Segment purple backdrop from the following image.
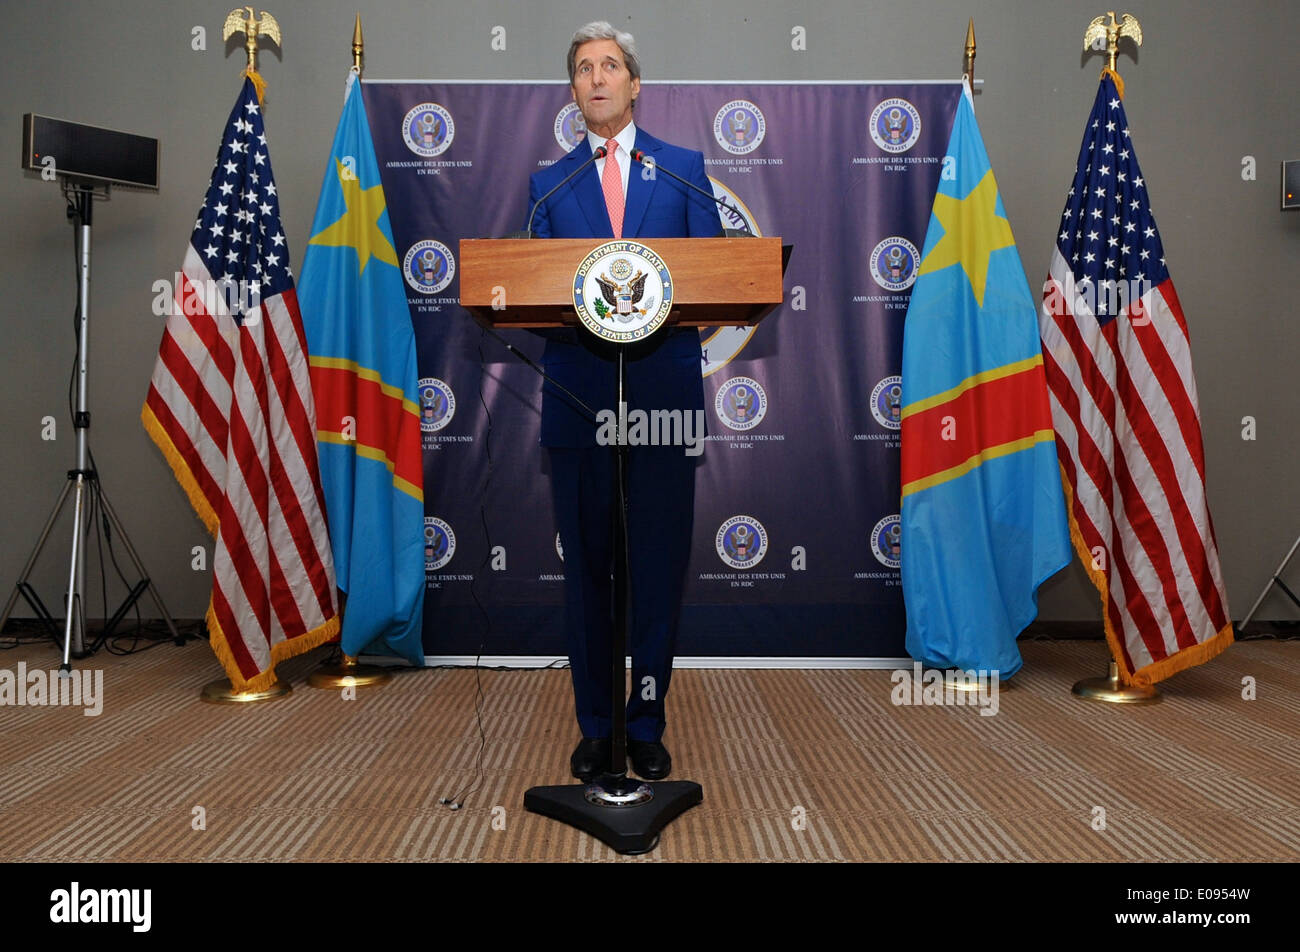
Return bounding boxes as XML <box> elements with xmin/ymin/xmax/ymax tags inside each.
<box><xmin>361</xmin><ymin>80</ymin><xmax>959</xmax><ymax>658</ymax></box>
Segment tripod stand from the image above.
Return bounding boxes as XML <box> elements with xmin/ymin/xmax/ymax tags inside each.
<box><xmin>0</xmin><ymin>183</ymin><xmax>181</xmax><ymax>669</ymax></box>
<box><xmin>1238</xmin><ymin>534</ymin><xmax>1300</xmax><ymax>634</ymax></box>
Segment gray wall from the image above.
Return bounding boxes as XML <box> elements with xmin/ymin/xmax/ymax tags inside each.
<box><xmin>2</xmin><ymin>0</ymin><xmax>1296</xmax><ymax>626</ymax></box>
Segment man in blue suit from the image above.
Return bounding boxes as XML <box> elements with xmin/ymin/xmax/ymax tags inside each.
<box><xmin>526</xmin><ymin>21</ymin><xmax>720</xmax><ymax>782</ymax></box>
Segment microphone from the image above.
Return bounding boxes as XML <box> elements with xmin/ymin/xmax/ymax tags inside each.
<box><xmin>520</xmin><ymin>145</ymin><xmax>607</xmax><ymax>238</ymax></box>
<box><xmin>628</xmin><ymin>148</ymin><xmax>754</xmax><ymax>236</ymax></box>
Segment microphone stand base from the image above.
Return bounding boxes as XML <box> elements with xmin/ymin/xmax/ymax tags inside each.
<box><xmin>524</xmin><ymin>779</ymin><xmax>703</xmax><ymax>855</ymax></box>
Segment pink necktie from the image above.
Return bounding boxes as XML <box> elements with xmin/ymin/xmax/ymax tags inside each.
<box><xmin>601</xmin><ymin>138</ymin><xmax>624</xmax><ymax>238</ymax></box>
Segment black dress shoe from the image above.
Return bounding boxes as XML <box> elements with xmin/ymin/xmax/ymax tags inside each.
<box><xmin>627</xmin><ymin>740</ymin><xmax>672</xmax><ymax>780</ymax></box>
<box><xmin>570</xmin><ymin>737</ymin><xmax>612</xmax><ymax>781</ymax></box>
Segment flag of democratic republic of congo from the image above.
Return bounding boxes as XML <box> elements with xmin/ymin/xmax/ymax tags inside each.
<box><xmin>899</xmin><ymin>81</ymin><xmax>1070</xmax><ymax>679</ymax></box>
<box><xmin>298</xmin><ymin>73</ymin><xmax>425</xmax><ymax>667</ymax></box>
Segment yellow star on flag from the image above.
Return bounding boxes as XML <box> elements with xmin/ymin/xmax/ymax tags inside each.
<box><xmin>307</xmin><ymin>159</ymin><xmax>399</xmax><ymax>274</ymax></box>
<box><xmin>918</xmin><ymin>169</ymin><xmax>1015</xmax><ymax>308</ymax></box>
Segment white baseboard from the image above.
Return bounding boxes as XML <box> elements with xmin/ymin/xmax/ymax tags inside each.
<box><xmin>403</xmin><ymin>655</ymin><xmax>912</xmax><ymax>670</ymax></box>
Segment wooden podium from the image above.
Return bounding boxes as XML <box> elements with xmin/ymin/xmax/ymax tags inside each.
<box><xmin>461</xmin><ymin>234</ymin><xmax>786</xmax><ymax>854</ymax></box>
<box><xmin>459</xmin><ymin>237</ymin><xmax>785</xmax><ymax>329</ymax></box>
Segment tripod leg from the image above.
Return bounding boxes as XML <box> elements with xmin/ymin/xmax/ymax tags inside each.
<box><xmin>97</xmin><ymin>488</ymin><xmax>184</xmax><ymax>643</ymax></box>
<box><xmin>0</xmin><ymin>480</ymin><xmax>74</xmax><ymax>632</ymax></box>
<box><xmin>1239</xmin><ymin>534</ymin><xmax>1300</xmax><ymax>632</ymax></box>
<box><xmin>60</xmin><ymin>475</ymin><xmax>88</xmax><ymax>672</ymax></box>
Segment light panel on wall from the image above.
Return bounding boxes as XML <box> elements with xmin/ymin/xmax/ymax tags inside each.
<box><xmin>1284</xmin><ymin>160</ymin><xmax>1299</xmax><ymax>210</ymax></box>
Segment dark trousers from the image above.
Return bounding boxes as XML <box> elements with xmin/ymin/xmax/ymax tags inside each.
<box><xmin>548</xmin><ymin>444</ymin><xmax>696</xmax><ymax>742</ymax></box>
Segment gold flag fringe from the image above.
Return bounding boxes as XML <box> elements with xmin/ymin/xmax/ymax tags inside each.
<box><xmin>143</xmin><ymin>404</ymin><xmax>340</xmax><ymax>693</ymax></box>
<box><xmin>207</xmin><ymin>603</ymin><xmax>339</xmax><ymax>695</ymax></box>
<box><xmin>1058</xmin><ymin>463</ymin><xmax>1233</xmax><ymax>687</ymax></box>
<box><xmin>242</xmin><ymin>67</ymin><xmax>267</xmax><ymax>104</ymax></box>
<box><xmin>141</xmin><ymin>404</ymin><xmax>219</xmax><ymax>535</ymax></box>
<box><xmin>1101</xmin><ymin>67</ymin><xmax>1125</xmax><ymax>99</ymax></box>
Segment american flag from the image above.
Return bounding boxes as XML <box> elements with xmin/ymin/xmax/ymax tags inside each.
<box><xmin>1038</xmin><ymin>76</ymin><xmax>1232</xmax><ymax>686</ymax></box>
<box><xmin>142</xmin><ymin>79</ymin><xmax>339</xmax><ymax>692</ymax></box>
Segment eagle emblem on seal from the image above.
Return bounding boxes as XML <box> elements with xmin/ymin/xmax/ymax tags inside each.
<box><xmin>595</xmin><ymin>263</ymin><xmax>650</xmax><ymax>321</ymax></box>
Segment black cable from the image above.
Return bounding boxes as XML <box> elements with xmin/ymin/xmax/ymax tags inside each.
<box><xmin>92</xmin><ymin>478</ymin><xmax>107</xmax><ymax>640</ymax></box>
<box><xmin>442</xmin><ymin>334</ymin><xmax>498</xmax><ymax>810</ymax></box>
<box><xmin>108</xmin><ymin>619</ymin><xmax>204</xmax><ymax>653</ymax></box>
<box><xmin>88</xmin><ymin>448</ymin><xmax>133</xmax><ymax>593</ymax></box>
<box><xmin>437</xmin><ymin>332</ymin><xmax>588</xmax><ymax>806</ymax></box>
<box><xmin>421</xmin><ymin>660</ymin><xmax>567</xmax><ymax>671</ymax></box>
<box><xmin>0</xmin><ymin>621</ymin><xmax>63</xmax><ymax>649</ymax></box>
<box><xmin>86</xmin><ymin>445</ymin><xmax>149</xmax><ymax>655</ymax></box>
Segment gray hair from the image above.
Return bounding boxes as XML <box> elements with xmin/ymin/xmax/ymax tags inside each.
<box><xmin>566</xmin><ymin>20</ymin><xmax>641</xmax><ymax>85</ymax></box>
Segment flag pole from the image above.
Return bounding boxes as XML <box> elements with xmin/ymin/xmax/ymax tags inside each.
<box><xmin>201</xmin><ymin>10</ymin><xmax>295</xmax><ymax>704</ymax></box>
<box><xmin>963</xmin><ymin>17</ymin><xmax>975</xmax><ymax>100</ymax></box>
<box><xmin>935</xmin><ymin>16</ymin><xmax>1017</xmax><ymax>698</ymax></box>
<box><xmin>352</xmin><ymin>12</ymin><xmax>364</xmax><ymax>75</ymax></box>
<box><xmin>305</xmin><ymin>13</ymin><xmax>395</xmax><ymax>692</ymax></box>
<box><xmin>1069</xmin><ymin>11</ymin><xmax>1158</xmax><ymax>704</ymax></box>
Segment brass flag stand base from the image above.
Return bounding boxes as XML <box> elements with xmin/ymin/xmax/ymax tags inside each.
<box><xmin>307</xmin><ymin>655</ymin><xmax>392</xmax><ymax>689</ymax></box>
<box><xmin>200</xmin><ymin>676</ymin><xmax>292</xmax><ymax>704</ymax></box>
<box><xmin>921</xmin><ymin>667</ymin><xmax>1014</xmax><ymax>693</ymax></box>
<box><xmin>1072</xmin><ymin>661</ymin><xmax>1159</xmax><ymax>704</ymax></box>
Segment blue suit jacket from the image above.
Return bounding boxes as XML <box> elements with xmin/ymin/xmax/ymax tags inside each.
<box><xmin>526</xmin><ymin>127</ymin><xmax>720</xmax><ymax>447</ymax></box>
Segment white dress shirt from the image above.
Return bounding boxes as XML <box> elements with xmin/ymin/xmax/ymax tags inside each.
<box><xmin>587</xmin><ymin>120</ymin><xmax>637</xmax><ymax>198</ymax></box>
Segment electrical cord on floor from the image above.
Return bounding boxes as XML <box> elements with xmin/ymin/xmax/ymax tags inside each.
<box><xmin>439</xmin><ymin>333</ymin><xmax>500</xmax><ymax>811</ymax></box>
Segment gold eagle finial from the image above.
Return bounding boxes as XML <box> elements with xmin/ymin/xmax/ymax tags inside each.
<box><xmin>1083</xmin><ymin>11</ymin><xmax>1143</xmax><ymax>91</ymax></box>
<box><xmin>352</xmin><ymin>13</ymin><xmax>364</xmax><ymax>76</ymax></box>
<box><xmin>223</xmin><ymin>7</ymin><xmax>282</xmax><ymax>101</ymax></box>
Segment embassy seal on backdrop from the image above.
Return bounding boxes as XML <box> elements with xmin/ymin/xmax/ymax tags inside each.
<box><xmin>709</xmin><ymin>375</ymin><xmax>785</xmax><ymax>452</ymax></box>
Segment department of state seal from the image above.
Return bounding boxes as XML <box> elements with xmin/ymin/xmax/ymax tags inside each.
<box><xmin>573</xmin><ymin>241</ymin><xmax>673</xmax><ymax>344</ymax></box>
<box><xmin>700</xmin><ymin>179</ymin><xmax>763</xmax><ymax>377</ymax></box>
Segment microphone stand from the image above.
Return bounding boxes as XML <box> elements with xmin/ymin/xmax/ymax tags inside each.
<box><xmin>478</xmin><ymin>307</ymin><xmax>706</xmax><ymax>851</ymax></box>
<box><xmin>522</xmin><ymin>338</ymin><xmax>703</xmax><ymax>854</ymax></box>
<box><xmin>497</xmin><ymin>151</ymin><xmax>720</xmax><ymax>850</ymax></box>
<box><xmin>629</xmin><ymin>149</ymin><xmax>755</xmax><ymax>237</ymax></box>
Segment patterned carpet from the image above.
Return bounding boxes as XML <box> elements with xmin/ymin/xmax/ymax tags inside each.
<box><xmin>1</xmin><ymin>636</ymin><xmax>1297</xmax><ymax>862</ymax></box>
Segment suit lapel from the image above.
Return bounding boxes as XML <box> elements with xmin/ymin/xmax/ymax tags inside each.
<box><xmin>569</xmin><ymin>141</ymin><xmax>613</xmax><ymax>237</ymax></box>
<box><xmin>622</xmin><ymin>128</ymin><xmax>660</xmax><ymax>239</ymax></box>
